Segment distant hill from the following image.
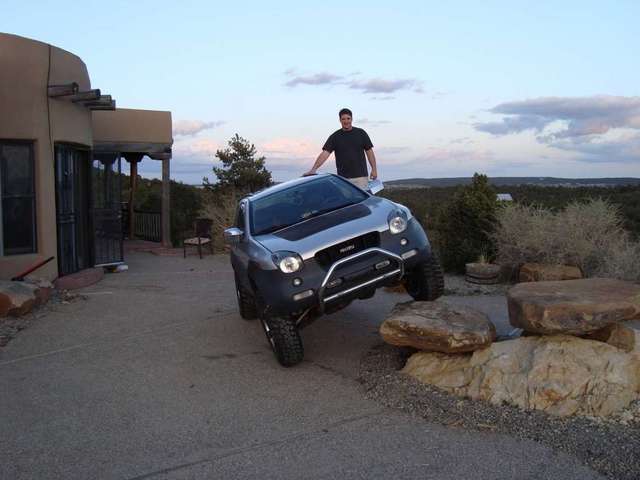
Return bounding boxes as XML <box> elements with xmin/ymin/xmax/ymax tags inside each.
<box><xmin>385</xmin><ymin>177</ymin><xmax>640</xmax><ymax>189</ymax></box>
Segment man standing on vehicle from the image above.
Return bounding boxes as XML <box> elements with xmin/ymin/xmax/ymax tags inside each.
<box><xmin>304</xmin><ymin>108</ymin><xmax>378</xmax><ymax>189</ymax></box>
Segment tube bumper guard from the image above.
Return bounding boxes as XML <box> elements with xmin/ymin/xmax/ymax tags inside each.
<box><xmin>318</xmin><ymin>247</ymin><xmax>404</xmax><ymax>312</ymax></box>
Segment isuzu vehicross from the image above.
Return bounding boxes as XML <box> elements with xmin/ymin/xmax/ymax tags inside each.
<box><xmin>225</xmin><ymin>174</ymin><xmax>444</xmax><ymax>366</ymax></box>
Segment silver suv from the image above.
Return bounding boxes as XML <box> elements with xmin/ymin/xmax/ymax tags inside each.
<box><xmin>225</xmin><ymin>174</ymin><xmax>443</xmax><ymax>366</ymax></box>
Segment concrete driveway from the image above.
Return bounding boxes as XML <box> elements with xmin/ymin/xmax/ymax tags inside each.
<box><xmin>0</xmin><ymin>252</ymin><xmax>602</xmax><ymax>479</ymax></box>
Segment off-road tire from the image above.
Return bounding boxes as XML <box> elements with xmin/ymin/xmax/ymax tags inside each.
<box><xmin>235</xmin><ymin>273</ymin><xmax>257</xmax><ymax>320</ymax></box>
<box><xmin>404</xmin><ymin>255</ymin><xmax>445</xmax><ymax>301</ymax></box>
<box><xmin>260</xmin><ymin>315</ymin><xmax>304</xmax><ymax>367</ymax></box>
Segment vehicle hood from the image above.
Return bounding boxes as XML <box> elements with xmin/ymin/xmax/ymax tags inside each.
<box><xmin>253</xmin><ymin>196</ymin><xmax>407</xmax><ymax>260</ymax></box>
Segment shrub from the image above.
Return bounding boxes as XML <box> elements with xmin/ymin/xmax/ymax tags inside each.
<box><xmin>201</xmin><ymin>188</ymin><xmax>240</xmax><ymax>252</ymax></box>
<box><xmin>493</xmin><ymin>198</ymin><xmax>640</xmax><ymax>281</ymax></box>
<box><xmin>435</xmin><ymin>173</ymin><xmax>498</xmax><ymax>273</ymax></box>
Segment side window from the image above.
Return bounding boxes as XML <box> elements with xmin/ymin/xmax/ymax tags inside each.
<box><xmin>0</xmin><ymin>141</ymin><xmax>36</xmax><ymax>256</ymax></box>
<box><xmin>235</xmin><ymin>203</ymin><xmax>246</xmax><ymax>231</ymax></box>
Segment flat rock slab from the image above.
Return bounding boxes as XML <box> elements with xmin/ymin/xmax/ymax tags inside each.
<box><xmin>508</xmin><ymin>278</ymin><xmax>640</xmax><ymax>335</ymax></box>
<box><xmin>403</xmin><ymin>335</ymin><xmax>640</xmax><ymax>417</ymax></box>
<box><xmin>380</xmin><ymin>301</ymin><xmax>496</xmax><ymax>353</ymax></box>
<box><xmin>0</xmin><ymin>281</ymin><xmax>37</xmax><ymax>317</ymax></box>
<box><xmin>519</xmin><ymin>263</ymin><xmax>582</xmax><ymax>282</ymax></box>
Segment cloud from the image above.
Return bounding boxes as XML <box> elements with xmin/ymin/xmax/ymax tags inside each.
<box><xmin>474</xmin><ymin>115</ymin><xmax>550</xmax><ymax>135</ymax></box>
<box><xmin>283</xmin><ymin>69</ymin><xmax>424</xmax><ymax>96</ymax></box>
<box><xmin>259</xmin><ymin>137</ymin><xmax>317</xmax><ymax>159</ymax></box>
<box><xmin>347</xmin><ymin>77</ymin><xmax>423</xmax><ymax>94</ymax></box>
<box><xmin>172</xmin><ymin>137</ymin><xmax>220</xmax><ymax>161</ymax></box>
<box><xmin>173</xmin><ymin>120</ymin><xmax>225</xmax><ymax>136</ymax></box>
<box><xmin>370</xmin><ymin>95</ymin><xmax>395</xmax><ymax>101</ymax></box>
<box><xmin>358</xmin><ymin>118</ymin><xmax>392</xmax><ymax>127</ymax></box>
<box><xmin>475</xmin><ymin>96</ymin><xmax>640</xmax><ymax>138</ymax></box>
<box><xmin>474</xmin><ymin>95</ymin><xmax>640</xmax><ymax>163</ymax></box>
<box><xmin>285</xmin><ymin>72</ymin><xmax>343</xmax><ymax>87</ymax></box>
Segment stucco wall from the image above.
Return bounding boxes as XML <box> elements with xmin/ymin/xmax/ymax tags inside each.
<box><xmin>0</xmin><ymin>33</ymin><xmax>93</xmax><ymax>280</ymax></box>
<box><xmin>92</xmin><ymin>109</ymin><xmax>172</xmax><ymax>146</ymax></box>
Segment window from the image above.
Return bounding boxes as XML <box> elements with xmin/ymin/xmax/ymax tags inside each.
<box><xmin>250</xmin><ymin>176</ymin><xmax>368</xmax><ymax>235</ymax></box>
<box><xmin>0</xmin><ymin>141</ymin><xmax>36</xmax><ymax>255</ymax></box>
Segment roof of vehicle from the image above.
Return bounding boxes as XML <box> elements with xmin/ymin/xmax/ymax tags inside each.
<box><xmin>245</xmin><ymin>173</ymin><xmax>337</xmax><ymax>202</ymax></box>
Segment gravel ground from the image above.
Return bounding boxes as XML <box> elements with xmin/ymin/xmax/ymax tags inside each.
<box><xmin>0</xmin><ymin>290</ymin><xmax>86</xmax><ymax>347</ymax></box>
<box><xmin>358</xmin><ymin>342</ymin><xmax>640</xmax><ymax>480</ymax></box>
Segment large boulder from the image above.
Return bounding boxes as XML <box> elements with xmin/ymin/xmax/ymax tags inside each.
<box><xmin>584</xmin><ymin>321</ymin><xmax>640</xmax><ymax>354</ymax></box>
<box><xmin>519</xmin><ymin>263</ymin><xmax>582</xmax><ymax>282</ymax></box>
<box><xmin>380</xmin><ymin>301</ymin><xmax>496</xmax><ymax>353</ymax></box>
<box><xmin>508</xmin><ymin>278</ymin><xmax>640</xmax><ymax>335</ymax></box>
<box><xmin>403</xmin><ymin>335</ymin><xmax>640</xmax><ymax>417</ymax></box>
<box><xmin>0</xmin><ymin>281</ymin><xmax>37</xmax><ymax>317</ymax></box>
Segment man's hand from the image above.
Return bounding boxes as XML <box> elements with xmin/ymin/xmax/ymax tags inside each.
<box><xmin>369</xmin><ymin>169</ymin><xmax>378</xmax><ymax>180</ymax></box>
<box><xmin>302</xmin><ymin>170</ymin><xmax>317</xmax><ymax>177</ymax></box>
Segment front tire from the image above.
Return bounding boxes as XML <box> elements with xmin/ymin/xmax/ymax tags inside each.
<box><xmin>235</xmin><ymin>273</ymin><xmax>257</xmax><ymax>320</ymax></box>
<box><xmin>260</xmin><ymin>315</ymin><xmax>304</xmax><ymax>367</ymax></box>
<box><xmin>404</xmin><ymin>255</ymin><xmax>445</xmax><ymax>301</ymax></box>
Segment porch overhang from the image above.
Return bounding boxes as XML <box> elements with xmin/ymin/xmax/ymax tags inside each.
<box><xmin>91</xmin><ymin>108</ymin><xmax>173</xmax><ymax>158</ymax></box>
<box><xmin>91</xmin><ymin>108</ymin><xmax>173</xmax><ymax>248</ymax></box>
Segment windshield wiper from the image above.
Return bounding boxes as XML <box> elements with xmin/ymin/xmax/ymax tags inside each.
<box><xmin>307</xmin><ymin>202</ymin><xmax>355</xmax><ymax>219</ymax></box>
<box><xmin>255</xmin><ymin>222</ymin><xmax>294</xmax><ymax>235</ymax></box>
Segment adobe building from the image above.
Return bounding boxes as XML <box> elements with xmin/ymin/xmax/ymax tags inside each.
<box><xmin>0</xmin><ymin>32</ymin><xmax>173</xmax><ymax>281</ymax></box>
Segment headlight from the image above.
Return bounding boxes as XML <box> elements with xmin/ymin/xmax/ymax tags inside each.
<box><xmin>272</xmin><ymin>251</ymin><xmax>303</xmax><ymax>273</ymax></box>
<box><xmin>389</xmin><ymin>215</ymin><xmax>407</xmax><ymax>234</ymax></box>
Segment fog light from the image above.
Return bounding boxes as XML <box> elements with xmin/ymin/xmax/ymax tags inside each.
<box><xmin>400</xmin><ymin>238</ymin><xmax>408</xmax><ymax>246</ymax></box>
<box><xmin>293</xmin><ymin>277</ymin><xmax>303</xmax><ymax>286</ymax></box>
<box><xmin>375</xmin><ymin>260</ymin><xmax>391</xmax><ymax>270</ymax></box>
<box><xmin>326</xmin><ymin>278</ymin><xmax>343</xmax><ymax>289</ymax></box>
<box><xmin>401</xmin><ymin>249</ymin><xmax>417</xmax><ymax>259</ymax></box>
<box><xmin>293</xmin><ymin>289</ymin><xmax>314</xmax><ymax>301</ymax></box>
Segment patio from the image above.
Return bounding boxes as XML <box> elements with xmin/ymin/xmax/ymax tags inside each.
<box><xmin>0</xmin><ymin>251</ymin><xmax>599</xmax><ymax>479</ymax></box>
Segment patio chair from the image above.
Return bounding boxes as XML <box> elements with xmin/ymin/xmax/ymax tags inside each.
<box><xmin>183</xmin><ymin>218</ymin><xmax>214</xmax><ymax>259</ymax></box>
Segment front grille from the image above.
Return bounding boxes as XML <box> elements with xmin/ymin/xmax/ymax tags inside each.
<box><xmin>315</xmin><ymin>231</ymin><xmax>380</xmax><ymax>268</ymax></box>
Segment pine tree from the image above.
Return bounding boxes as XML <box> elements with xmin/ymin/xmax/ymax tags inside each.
<box><xmin>203</xmin><ymin>134</ymin><xmax>272</xmax><ymax>193</ymax></box>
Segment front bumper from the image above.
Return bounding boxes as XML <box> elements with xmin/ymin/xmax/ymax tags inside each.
<box><xmin>252</xmin><ymin>218</ymin><xmax>431</xmax><ymax>317</ymax></box>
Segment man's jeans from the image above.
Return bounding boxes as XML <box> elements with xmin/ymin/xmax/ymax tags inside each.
<box><xmin>345</xmin><ymin>176</ymin><xmax>369</xmax><ymax>189</ymax></box>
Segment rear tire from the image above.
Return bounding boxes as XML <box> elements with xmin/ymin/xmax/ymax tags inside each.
<box><xmin>260</xmin><ymin>315</ymin><xmax>304</xmax><ymax>367</ymax></box>
<box><xmin>404</xmin><ymin>255</ymin><xmax>445</xmax><ymax>301</ymax></box>
<box><xmin>235</xmin><ymin>273</ymin><xmax>257</xmax><ymax>320</ymax></box>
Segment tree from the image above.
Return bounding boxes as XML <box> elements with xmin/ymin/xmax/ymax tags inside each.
<box><xmin>435</xmin><ymin>173</ymin><xmax>498</xmax><ymax>273</ymax></box>
<box><xmin>204</xmin><ymin>134</ymin><xmax>272</xmax><ymax>193</ymax></box>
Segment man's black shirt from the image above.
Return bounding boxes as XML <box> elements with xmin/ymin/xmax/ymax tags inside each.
<box><xmin>322</xmin><ymin>127</ymin><xmax>373</xmax><ymax>178</ymax></box>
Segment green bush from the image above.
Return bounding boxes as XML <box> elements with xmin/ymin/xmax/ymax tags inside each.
<box><xmin>435</xmin><ymin>173</ymin><xmax>498</xmax><ymax>273</ymax></box>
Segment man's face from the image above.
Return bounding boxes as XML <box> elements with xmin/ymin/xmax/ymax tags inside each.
<box><xmin>340</xmin><ymin>114</ymin><xmax>353</xmax><ymax>130</ymax></box>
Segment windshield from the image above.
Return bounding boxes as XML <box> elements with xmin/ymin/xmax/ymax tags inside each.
<box><xmin>250</xmin><ymin>176</ymin><xmax>368</xmax><ymax>235</ymax></box>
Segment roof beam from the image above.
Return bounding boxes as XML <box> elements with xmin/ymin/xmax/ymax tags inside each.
<box><xmin>47</xmin><ymin>82</ymin><xmax>79</xmax><ymax>97</ymax></box>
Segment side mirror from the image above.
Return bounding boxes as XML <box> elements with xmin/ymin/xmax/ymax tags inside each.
<box><xmin>367</xmin><ymin>179</ymin><xmax>384</xmax><ymax>194</ymax></box>
<box><xmin>224</xmin><ymin>227</ymin><xmax>243</xmax><ymax>245</ymax></box>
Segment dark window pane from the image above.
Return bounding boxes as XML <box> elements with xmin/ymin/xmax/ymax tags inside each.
<box><xmin>1</xmin><ymin>144</ymin><xmax>33</xmax><ymax>195</ymax></box>
<box><xmin>3</xmin><ymin>197</ymin><xmax>35</xmax><ymax>254</ymax></box>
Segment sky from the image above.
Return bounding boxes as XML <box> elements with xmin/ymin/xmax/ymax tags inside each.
<box><xmin>3</xmin><ymin>0</ymin><xmax>640</xmax><ymax>184</ymax></box>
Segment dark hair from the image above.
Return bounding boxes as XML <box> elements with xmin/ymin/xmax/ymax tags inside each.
<box><xmin>338</xmin><ymin>108</ymin><xmax>352</xmax><ymax>118</ymax></box>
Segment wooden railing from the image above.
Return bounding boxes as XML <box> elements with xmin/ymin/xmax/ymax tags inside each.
<box><xmin>133</xmin><ymin>210</ymin><xmax>161</xmax><ymax>242</ymax></box>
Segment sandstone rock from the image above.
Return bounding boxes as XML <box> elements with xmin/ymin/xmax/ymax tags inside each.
<box><xmin>25</xmin><ymin>278</ymin><xmax>54</xmax><ymax>306</ymax></box>
<box><xmin>519</xmin><ymin>263</ymin><xmax>582</xmax><ymax>282</ymax></box>
<box><xmin>403</xmin><ymin>335</ymin><xmax>640</xmax><ymax>417</ymax></box>
<box><xmin>507</xmin><ymin>278</ymin><xmax>640</xmax><ymax>335</ymax></box>
<box><xmin>0</xmin><ymin>281</ymin><xmax>37</xmax><ymax>317</ymax></box>
<box><xmin>584</xmin><ymin>321</ymin><xmax>640</xmax><ymax>353</ymax></box>
<box><xmin>380</xmin><ymin>301</ymin><xmax>496</xmax><ymax>353</ymax></box>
